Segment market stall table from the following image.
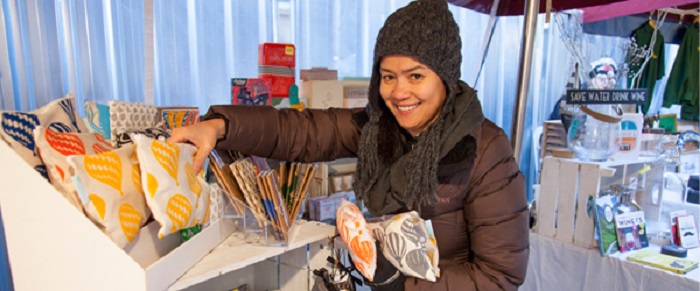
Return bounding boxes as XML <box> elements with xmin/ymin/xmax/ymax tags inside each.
<box><xmin>523</xmin><ymin>233</ymin><xmax>699</xmax><ymax>290</ymax></box>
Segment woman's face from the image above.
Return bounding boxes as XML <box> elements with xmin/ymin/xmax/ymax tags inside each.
<box><xmin>379</xmin><ymin>55</ymin><xmax>446</xmax><ymax>137</ymax></box>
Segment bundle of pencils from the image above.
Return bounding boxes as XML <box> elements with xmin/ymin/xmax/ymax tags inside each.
<box><xmin>279</xmin><ymin>162</ymin><xmax>317</xmax><ymax>223</ymax></box>
<box><xmin>208</xmin><ymin>151</ymin><xmax>318</xmax><ymax>242</ymax></box>
<box><xmin>255</xmin><ymin>163</ymin><xmax>317</xmax><ymax>241</ymax></box>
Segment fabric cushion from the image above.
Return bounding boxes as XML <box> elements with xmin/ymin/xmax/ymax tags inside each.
<box><xmin>370</xmin><ymin>211</ymin><xmax>439</xmax><ymax>282</ymax></box>
<box><xmin>109</xmin><ymin>100</ymin><xmax>158</xmax><ymax>146</ymax></box>
<box><xmin>336</xmin><ymin>199</ymin><xmax>376</xmax><ymax>281</ymax></box>
<box><xmin>34</xmin><ymin>126</ymin><xmax>115</xmax><ymax>211</ymax></box>
<box><xmin>115</xmin><ymin>127</ymin><xmax>170</xmax><ymax>148</ymax></box>
<box><xmin>84</xmin><ymin>101</ymin><xmax>111</xmax><ymax>140</ymax></box>
<box><xmin>159</xmin><ymin>108</ymin><xmax>200</xmax><ymax>130</ymax></box>
<box><xmin>132</xmin><ymin>134</ymin><xmax>210</xmax><ymax>238</ymax></box>
<box><xmin>0</xmin><ymin>94</ymin><xmax>87</xmax><ymax>179</ymax></box>
<box><xmin>67</xmin><ymin>144</ymin><xmax>150</xmax><ymax>248</ymax></box>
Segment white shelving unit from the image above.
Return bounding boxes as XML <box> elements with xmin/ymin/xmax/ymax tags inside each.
<box><xmin>0</xmin><ymin>140</ymin><xmax>338</xmax><ymax>291</ymax></box>
<box><xmin>171</xmin><ymin>221</ymin><xmax>336</xmax><ymax>290</ymax></box>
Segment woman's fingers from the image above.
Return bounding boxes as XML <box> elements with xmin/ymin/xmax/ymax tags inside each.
<box><xmin>167</xmin><ymin>121</ymin><xmax>220</xmax><ymax>173</ymax></box>
<box><xmin>192</xmin><ymin>144</ymin><xmax>212</xmax><ymax>174</ymax></box>
<box><xmin>167</xmin><ymin>127</ymin><xmax>190</xmax><ymax>144</ymax></box>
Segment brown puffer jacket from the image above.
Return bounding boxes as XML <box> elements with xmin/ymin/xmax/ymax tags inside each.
<box><xmin>205</xmin><ymin>85</ymin><xmax>529</xmax><ymax>291</ymax></box>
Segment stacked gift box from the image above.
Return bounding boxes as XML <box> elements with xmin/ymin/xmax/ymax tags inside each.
<box><xmin>258</xmin><ymin>43</ymin><xmax>296</xmax><ymax>104</ymax></box>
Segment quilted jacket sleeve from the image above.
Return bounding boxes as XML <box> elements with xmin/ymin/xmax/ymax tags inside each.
<box><xmin>204</xmin><ymin>105</ymin><xmax>364</xmax><ymax>162</ymax></box>
<box><xmin>406</xmin><ymin>121</ymin><xmax>530</xmax><ymax>291</ymax></box>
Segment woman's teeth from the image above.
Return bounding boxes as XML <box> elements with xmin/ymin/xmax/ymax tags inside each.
<box><xmin>397</xmin><ymin>104</ymin><xmax>418</xmax><ymax>111</ymax></box>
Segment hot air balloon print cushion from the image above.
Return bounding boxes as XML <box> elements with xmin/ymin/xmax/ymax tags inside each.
<box><xmin>108</xmin><ymin>100</ymin><xmax>158</xmax><ymax>147</ymax></box>
<box><xmin>336</xmin><ymin>199</ymin><xmax>376</xmax><ymax>282</ymax></box>
<box><xmin>369</xmin><ymin>211</ymin><xmax>439</xmax><ymax>282</ymax></box>
<box><xmin>84</xmin><ymin>101</ymin><xmax>111</xmax><ymax>140</ymax></box>
<box><xmin>0</xmin><ymin>94</ymin><xmax>88</xmax><ymax>179</ymax></box>
<box><xmin>132</xmin><ymin>134</ymin><xmax>210</xmax><ymax>239</ymax></box>
<box><xmin>67</xmin><ymin>144</ymin><xmax>150</xmax><ymax>248</ymax></box>
<box><xmin>34</xmin><ymin>126</ymin><xmax>115</xmax><ymax>211</ymax></box>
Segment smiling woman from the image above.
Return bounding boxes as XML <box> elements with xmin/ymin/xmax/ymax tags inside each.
<box><xmin>169</xmin><ymin>1</ymin><xmax>529</xmax><ymax>290</ymax></box>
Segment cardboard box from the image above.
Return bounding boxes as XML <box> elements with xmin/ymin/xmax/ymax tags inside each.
<box><xmin>308</xmin><ymin>191</ymin><xmax>355</xmax><ymax>222</ymax></box>
<box><xmin>614</xmin><ymin>113</ymin><xmax>643</xmax><ymax>160</ymax></box>
<box><xmin>0</xmin><ymin>141</ymin><xmax>236</xmax><ymax>290</ymax></box>
<box><xmin>300</xmin><ymin>67</ymin><xmax>337</xmax><ymax>81</ymax></box>
<box><xmin>300</xmin><ymin>80</ymin><xmax>344</xmax><ymax>109</ymax></box>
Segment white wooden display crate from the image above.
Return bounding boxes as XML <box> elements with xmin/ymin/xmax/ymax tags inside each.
<box><xmin>535</xmin><ymin>156</ymin><xmax>660</xmax><ymax>248</ymax></box>
<box><xmin>0</xmin><ymin>141</ymin><xmax>236</xmax><ymax>290</ymax></box>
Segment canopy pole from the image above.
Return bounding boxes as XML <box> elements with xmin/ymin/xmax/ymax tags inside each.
<box><xmin>510</xmin><ymin>0</ymin><xmax>539</xmax><ymax>164</ymax></box>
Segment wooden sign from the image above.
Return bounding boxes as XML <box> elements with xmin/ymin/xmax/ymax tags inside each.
<box><xmin>566</xmin><ymin>89</ymin><xmax>646</xmax><ymax>105</ymax></box>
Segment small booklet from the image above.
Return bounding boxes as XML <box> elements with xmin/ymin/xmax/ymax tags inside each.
<box><xmin>614</xmin><ymin>211</ymin><xmax>649</xmax><ymax>252</ymax></box>
<box><xmin>593</xmin><ymin>195</ymin><xmax>619</xmax><ymax>256</ymax></box>
<box><xmin>676</xmin><ymin>214</ymin><xmax>700</xmax><ymax>249</ymax></box>
<box><xmin>627</xmin><ymin>249</ymin><xmax>699</xmax><ymax>275</ymax></box>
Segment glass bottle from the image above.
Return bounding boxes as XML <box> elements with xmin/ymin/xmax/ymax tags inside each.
<box><xmin>567</xmin><ymin>104</ymin><xmax>622</xmax><ymax>162</ymax></box>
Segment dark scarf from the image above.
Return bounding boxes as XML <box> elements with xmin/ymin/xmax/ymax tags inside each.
<box><xmin>354</xmin><ymin>82</ymin><xmax>484</xmax><ymax>216</ymax></box>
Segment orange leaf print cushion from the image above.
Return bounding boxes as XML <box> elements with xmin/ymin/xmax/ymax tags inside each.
<box><xmin>336</xmin><ymin>199</ymin><xmax>376</xmax><ymax>281</ymax></box>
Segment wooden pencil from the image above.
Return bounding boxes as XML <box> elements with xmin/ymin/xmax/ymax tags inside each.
<box><xmin>268</xmin><ymin>172</ymin><xmax>290</xmax><ymax>234</ymax></box>
<box><xmin>279</xmin><ymin>161</ymin><xmax>288</xmax><ymax>197</ymax></box>
<box><xmin>264</xmin><ymin>172</ymin><xmax>287</xmax><ymax>241</ymax></box>
<box><xmin>290</xmin><ymin>164</ymin><xmax>317</xmax><ymax>221</ymax></box>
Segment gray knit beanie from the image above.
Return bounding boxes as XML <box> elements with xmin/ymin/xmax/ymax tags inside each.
<box><xmin>354</xmin><ymin>0</ymin><xmax>462</xmax><ymax>212</ymax></box>
<box><xmin>368</xmin><ymin>0</ymin><xmax>462</xmax><ymax>110</ymax></box>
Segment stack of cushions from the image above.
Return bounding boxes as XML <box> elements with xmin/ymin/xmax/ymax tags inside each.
<box><xmin>34</xmin><ymin>126</ymin><xmax>115</xmax><ymax>211</ymax></box>
<box><xmin>132</xmin><ymin>135</ymin><xmax>210</xmax><ymax>239</ymax></box>
<box><xmin>0</xmin><ymin>94</ymin><xmax>88</xmax><ymax>179</ymax></box>
<box><xmin>336</xmin><ymin>199</ymin><xmax>376</xmax><ymax>282</ymax></box>
<box><xmin>3</xmin><ymin>96</ymin><xmax>217</xmax><ymax>248</ymax></box>
<box><xmin>67</xmin><ymin>144</ymin><xmax>151</xmax><ymax>248</ymax></box>
<box><xmin>369</xmin><ymin>211</ymin><xmax>440</xmax><ymax>282</ymax></box>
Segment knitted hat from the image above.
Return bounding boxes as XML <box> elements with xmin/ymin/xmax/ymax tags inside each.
<box><xmin>354</xmin><ymin>0</ymin><xmax>463</xmax><ymax>212</ymax></box>
<box><xmin>368</xmin><ymin>0</ymin><xmax>462</xmax><ymax>110</ymax></box>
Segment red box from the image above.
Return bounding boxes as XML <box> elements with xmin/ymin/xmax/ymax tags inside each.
<box><xmin>259</xmin><ymin>74</ymin><xmax>295</xmax><ymax>98</ymax></box>
<box><xmin>258</xmin><ymin>43</ymin><xmax>295</xmax><ymax>68</ymax></box>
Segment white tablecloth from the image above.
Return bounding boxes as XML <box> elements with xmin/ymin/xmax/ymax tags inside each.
<box><xmin>522</xmin><ymin>233</ymin><xmax>700</xmax><ymax>291</ymax></box>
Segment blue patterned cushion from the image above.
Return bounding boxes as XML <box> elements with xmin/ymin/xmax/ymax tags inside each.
<box><xmin>0</xmin><ymin>93</ymin><xmax>87</xmax><ymax>179</ymax></box>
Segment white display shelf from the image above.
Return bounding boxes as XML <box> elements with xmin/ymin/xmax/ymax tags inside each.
<box><xmin>170</xmin><ymin>220</ymin><xmax>336</xmax><ymax>290</ymax></box>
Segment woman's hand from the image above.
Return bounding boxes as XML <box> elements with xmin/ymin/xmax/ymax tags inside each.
<box><xmin>167</xmin><ymin>118</ymin><xmax>225</xmax><ymax>173</ymax></box>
